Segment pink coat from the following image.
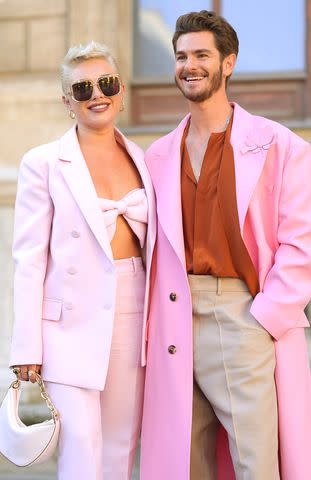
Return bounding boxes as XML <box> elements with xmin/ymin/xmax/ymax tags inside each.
<box><xmin>10</xmin><ymin>126</ymin><xmax>156</xmax><ymax>390</ymax></box>
<box><xmin>140</xmin><ymin>103</ymin><xmax>311</xmax><ymax>480</ymax></box>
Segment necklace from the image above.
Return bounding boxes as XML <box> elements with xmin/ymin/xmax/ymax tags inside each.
<box><xmin>224</xmin><ymin>109</ymin><xmax>232</xmax><ymax>130</ymax></box>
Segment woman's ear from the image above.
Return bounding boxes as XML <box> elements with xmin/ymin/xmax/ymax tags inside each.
<box><xmin>62</xmin><ymin>95</ymin><xmax>70</xmax><ymax>108</ymax></box>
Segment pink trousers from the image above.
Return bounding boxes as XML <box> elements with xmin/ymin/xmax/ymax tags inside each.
<box><xmin>46</xmin><ymin>257</ymin><xmax>146</xmax><ymax>480</ymax></box>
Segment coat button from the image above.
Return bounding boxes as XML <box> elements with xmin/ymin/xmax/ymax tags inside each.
<box><xmin>65</xmin><ymin>302</ymin><xmax>73</xmax><ymax>310</ymax></box>
<box><xmin>67</xmin><ymin>267</ymin><xmax>77</xmax><ymax>275</ymax></box>
<box><xmin>169</xmin><ymin>292</ymin><xmax>177</xmax><ymax>302</ymax></box>
<box><xmin>168</xmin><ymin>345</ymin><xmax>177</xmax><ymax>354</ymax></box>
<box><xmin>71</xmin><ymin>230</ymin><xmax>80</xmax><ymax>238</ymax></box>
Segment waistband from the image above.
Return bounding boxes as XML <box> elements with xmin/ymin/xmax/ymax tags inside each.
<box><xmin>113</xmin><ymin>256</ymin><xmax>144</xmax><ymax>273</ymax></box>
<box><xmin>188</xmin><ymin>275</ymin><xmax>249</xmax><ymax>294</ymax></box>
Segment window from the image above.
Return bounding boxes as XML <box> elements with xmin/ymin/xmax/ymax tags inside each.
<box><xmin>131</xmin><ymin>0</ymin><xmax>310</xmax><ymax>125</ymax></box>
<box><xmin>223</xmin><ymin>0</ymin><xmax>305</xmax><ymax>73</ymax></box>
<box><xmin>134</xmin><ymin>0</ymin><xmax>212</xmax><ymax>78</ymax></box>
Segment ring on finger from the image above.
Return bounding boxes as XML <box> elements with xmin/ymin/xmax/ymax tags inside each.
<box><xmin>28</xmin><ymin>370</ymin><xmax>35</xmax><ymax>378</ymax></box>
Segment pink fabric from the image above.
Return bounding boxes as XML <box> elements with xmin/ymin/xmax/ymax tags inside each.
<box><xmin>140</xmin><ymin>103</ymin><xmax>311</xmax><ymax>480</ymax></box>
<box><xmin>9</xmin><ymin>126</ymin><xmax>156</xmax><ymax>390</ymax></box>
<box><xmin>98</xmin><ymin>188</ymin><xmax>148</xmax><ymax>247</ymax></box>
<box><xmin>46</xmin><ymin>257</ymin><xmax>146</xmax><ymax>480</ymax></box>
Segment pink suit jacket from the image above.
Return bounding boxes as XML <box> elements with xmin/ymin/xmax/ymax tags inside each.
<box><xmin>9</xmin><ymin>126</ymin><xmax>156</xmax><ymax>390</ymax></box>
<box><xmin>140</xmin><ymin>103</ymin><xmax>311</xmax><ymax>480</ymax></box>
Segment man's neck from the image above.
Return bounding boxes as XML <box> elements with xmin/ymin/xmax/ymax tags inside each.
<box><xmin>187</xmin><ymin>92</ymin><xmax>232</xmax><ymax>139</ymax></box>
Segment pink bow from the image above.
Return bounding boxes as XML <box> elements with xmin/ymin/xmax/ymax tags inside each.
<box><xmin>98</xmin><ymin>188</ymin><xmax>148</xmax><ymax>247</ymax></box>
<box><xmin>241</xmin><ymin>126</ymin><xmax>275</xmax><ymax>154</ymax></box>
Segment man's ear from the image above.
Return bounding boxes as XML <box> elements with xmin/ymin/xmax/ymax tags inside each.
<box><xmin>223</xmin><ymin>53</ymin><xmax>236</xmax><ymax>78</ymax></box>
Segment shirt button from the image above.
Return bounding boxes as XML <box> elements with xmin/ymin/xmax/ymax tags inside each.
<box><xmin>168</xmin><ymin>345</ymin><xmax>177</xmax><ymax>354</ymax></box>
<box><xmin>71</xmin><ymin>231</ymin><xmax>80</xmax><ymax>238</ymax></box>
<box><xmin>169</xmin><ymin>292</ymin><xmax>177</xmax><ymax>302</ymax></box>
<box><xmin>65</xmin><ymin>302</ymin><xmax>73</xmax><ymax>310</ymax></box>
<box><xmin>104</xmin><ymin>304</ymin><xmax>112</xmax><ymax>311</ymax></box>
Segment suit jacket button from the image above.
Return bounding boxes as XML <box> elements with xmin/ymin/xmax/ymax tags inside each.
<box><xmin>65</xmin><ymin>302</ymin><xmax>73</xmax><ymax>310</ymax></box>
<box><xmin>168</xmin><ymin>345</ymin><xmax>177</xmax><ymax>354</ymax></box>
<box><xmin>67</xmin><ymin>267</ymin><xmax>77</xmax><ymax>275</ymax></box>
<box><xmin>169</xmin><ymin>292</ymin><xmax>177</xmax><ymax>302</ymax></box>
<box><xmin>71</xmin><ymin>230</ymin><xmax>80</xmax><ymax>238</ymax></box>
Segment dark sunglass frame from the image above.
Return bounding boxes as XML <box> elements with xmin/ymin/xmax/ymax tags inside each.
<box><xmin>69</xmin><ymin>74</ymin><xmax>121</xmax><ymax>102</ymax></box>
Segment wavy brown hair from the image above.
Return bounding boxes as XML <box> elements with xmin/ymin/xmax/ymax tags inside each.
<box><xmin>172</xmin><ymin>10</ymin><xmax>239</xmax><ymax>61</ymax></box>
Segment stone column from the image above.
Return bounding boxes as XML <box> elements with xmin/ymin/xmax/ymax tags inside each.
<box><xmin>0</xmin><ymin>168</ymin><xmax>17</xmax><ymax>399</ymax></box>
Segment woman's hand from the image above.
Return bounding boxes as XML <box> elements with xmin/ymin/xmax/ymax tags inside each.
<box><xmin>12</xmin><ymin>364</ymin><xmax>41</xmax><ymax>384</ymax></box>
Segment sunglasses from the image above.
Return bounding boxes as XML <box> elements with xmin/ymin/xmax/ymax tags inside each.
<box><xmin>69</xmin><ymin>74</ymin><xmax>121</xmax><ymax>102</ymax></box>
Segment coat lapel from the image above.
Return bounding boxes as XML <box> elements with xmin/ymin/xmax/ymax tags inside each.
<box><xmin>146</xmin><ymin>115</ymin><xmax>190</xmax><ymax>268</ymax></box>
<box><xmin>58</xmin><ymin>127</ymin><xmax>113</xmax><ymax>262</ymax></box>
<box><xmin>58</xmin><ymin>126</ymin><xmax>156</xmax><ymax>266</ymax></box>
<box><xmin>115</xmin><ymin>128</ymin><xmax>157</xmax><ymax>275</ymax></box>
<box><xmin>116</xmin><ymin>129</ymin><xmax>157</xmax><ymax>361</ymax></box>
<box><xmin>230</xmin><ymin>103</ymin><xmax>274</xmax><ymax>233</ymax></box>
<box><xmin>148</xmin><ymin>105</ymin><xmax>275</xmax><ymax>265</ymax></box>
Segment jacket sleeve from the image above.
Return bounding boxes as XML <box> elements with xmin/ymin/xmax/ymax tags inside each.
<box><xmin>250</xmin><ymin>140</ymin><xmax>311</xmax><ymax>339</ymax></box>
<box><xmin>9</xmin><ymin>150</ymin><xmax>53</xmax><ymax>366</ymax></box>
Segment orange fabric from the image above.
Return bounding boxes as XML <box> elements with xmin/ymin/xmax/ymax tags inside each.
<box><xmin>181</xmin><ymin>115</ymin><xmax>259</xmax><ymax>297</ymax></box>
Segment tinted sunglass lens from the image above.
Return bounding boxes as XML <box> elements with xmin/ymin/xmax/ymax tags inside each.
<box><xmin>72</xmin><ymin>81</ymin><xmax>93</xmax><ymax>101</ymax></box>
<box><xmin>99</xmin><ymin>76</ymin><xmax>120</xmax><ymax>97</ymax></box>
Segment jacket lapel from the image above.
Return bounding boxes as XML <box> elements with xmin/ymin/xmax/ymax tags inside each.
<box><xmin>58</xmin><ymin>127</ymin><xmax>113</xmax><ymax>261</ymax></box>
<box><xmin>58</xmin><ymin>126</ymin><xmax>157</xmax><ymax>268</ymax></box>
<box><xmin>115</xmin><ymin>128</ymin><xmax>157</xmax><ymax>275</ymax></box>
<box><xmin>148</xmin><ymin>105</ymin><xmax>274</xmax><ymax>265</ymax></box>
<box><xmin>116</xmin><ymin>129</ymin><xmax>157</xmax><ymax>358</ymax></box>
<box><xmin>146</xmin><ymin>115</ymin><xmax>190</xmax><ymax>268</ymax></box>
<box><xmin>230</xmin><ymin>103</ymin><xmax>274</xmax><ymax>233</ymax></box>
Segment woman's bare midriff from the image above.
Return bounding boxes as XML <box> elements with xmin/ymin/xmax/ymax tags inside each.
<box><xmin>111</xmin><ymin>217</ymin><xmax>142</xmax><ymax>259</ymax></box>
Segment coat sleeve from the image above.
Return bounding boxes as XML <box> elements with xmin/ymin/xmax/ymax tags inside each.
<box><xmin>250</xmin><ymin>140</ymin><xmax>311</xmax><ymax>339</ymax></box>
<box><xmin>9</xmin><ymin>150</ymin><xmax>53</xmax><ymax>366</ymax></box>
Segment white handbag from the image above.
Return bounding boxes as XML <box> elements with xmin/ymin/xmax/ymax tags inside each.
<box><xmin>0</xmin><ymin>371</ymin><xmax>60</xmax><ymax>467</ymax></box>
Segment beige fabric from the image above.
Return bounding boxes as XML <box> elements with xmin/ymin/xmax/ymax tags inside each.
<box><xmin>189</xmin><ymin>275</ymin><xmax>280</xmax><ymax>480</ymax></box>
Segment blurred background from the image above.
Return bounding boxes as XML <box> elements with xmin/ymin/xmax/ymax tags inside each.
<box><xmin>0</xmin><ymin>0</ymin><xmax>310</xmax><ymax>478</ymax></box>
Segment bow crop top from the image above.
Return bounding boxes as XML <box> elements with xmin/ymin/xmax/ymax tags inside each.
<box><xmin>98</xmin><ymin>188</ymin><xmax>148</xmax><ymax>247</ymax></box>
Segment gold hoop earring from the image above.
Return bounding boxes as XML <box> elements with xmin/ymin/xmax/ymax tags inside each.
<box><xmin>120</xmin><ymin>99</ymin><xmax>125</xmax><ymax>112</ymax></box>
<box><xmin>69</xmin><ymin>110</ymin><xmax>76</xmax><ymax>119</ymax></box>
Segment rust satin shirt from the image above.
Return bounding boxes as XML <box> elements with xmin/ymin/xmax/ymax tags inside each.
<box><xmin>181</xmin><ymin>115</ymin><xmax>259</xmax><ymax>297</ymax></box>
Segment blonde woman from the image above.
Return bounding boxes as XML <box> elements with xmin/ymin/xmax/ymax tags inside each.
<box><xmin>10</xmin><ymin>41</ymin><xmax>155</xmax><ymax>479</ymax></box>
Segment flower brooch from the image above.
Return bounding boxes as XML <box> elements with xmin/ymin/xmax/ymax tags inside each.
<box><xmin>241</xmin><ymin>125</ymin><xmax>275</xmax><ymax>154</ymax></box>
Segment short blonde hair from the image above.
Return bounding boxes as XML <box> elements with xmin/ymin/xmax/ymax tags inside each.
<box><xmin>60</xmin><ymin>40</ymin><xmax>119</xmax><ymax>93</ymax></box>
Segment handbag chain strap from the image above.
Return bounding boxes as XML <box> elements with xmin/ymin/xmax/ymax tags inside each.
<box><xmin>11</xmin><ymin>373</ymin><xmax>59</xmax><ymax>421</ymax></box>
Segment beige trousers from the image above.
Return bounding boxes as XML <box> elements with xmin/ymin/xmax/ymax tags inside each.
<box><xmin>189</xmin><ymin>275</ymin><xmax>280</xmax><ymax>480</ymax></box>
